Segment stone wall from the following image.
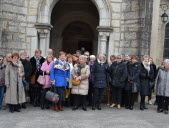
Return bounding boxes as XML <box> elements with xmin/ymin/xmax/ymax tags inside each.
<box><xmin>0</xmin><ymin>0</ymin><xmax>154</xmax><ymax>59</ymax></box>
<box><xmin>0</xmin><ymin>0</ymin><xmax>40</xmax><ymax>56</ymax></box>
<box><xmin>109</xmin><ymin>0</ymin><xmax>153</xmax><ymax>59</ymax></box>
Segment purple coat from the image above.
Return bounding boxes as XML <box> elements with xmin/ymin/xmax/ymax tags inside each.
<box><xmin>0</xmin><ymin>63</ymin><xmax>5</xmax><ymax>86</ymax></box>
<box><xmin>41</xmin><ymin>61</ymin><xmax>53</xmax><ymax>88</ymax></box>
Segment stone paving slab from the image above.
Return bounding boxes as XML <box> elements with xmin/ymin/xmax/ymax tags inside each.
<box><xmin>0</xmin><ymin>104</ymin><xmax>169</xmax><ymax>128</ymax></box>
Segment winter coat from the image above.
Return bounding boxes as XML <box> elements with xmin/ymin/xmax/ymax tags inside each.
<box><xmin>155</xmin><ymin>67</ymin><xmax>169</xmax><ymax>97</ymax></box>
<box><xmin>0</xmin><ymin>63</ymin><xmax>6</xmax><ymax>86</ymax></box>
<box><xmin>50</xmin><ymin>60</ymin><xmax>70</xmax><ymax>88</ymax></box>
<box><xmin>91</xmin><ymin>60</ymin><xmax>109</xmax><ymax>88</ymax></box>
<box><xmin>30</xmin><ymin>56</ymin><xmax>45</xmax><ymax>80</ymax></box>
<box><xmin>20</xmin><ymin>59</ymin><xmax>32</xmax><ymax>81</ymax></box>
<box><xmin>41</xmin><ymin>61</ymin><xmax>53</xmax><ymax>89</ymax></box>
<box><xmin>125</xmin><ymin>62</ymin><xmax>141</xmax><ymax>92</ymax></box>
<box><xmin>71</xmin><ymin>64</ymin><xmax>90</xmax><ymax>95</ymax></box>
<box><xmin>140</xmin><ymin>62</ymin><xmax>154</xmax><ymax>96</ymax></box>
<box><xmin>5</xmin><ymin>61</ymin><xmax>26</xmax><ymax>104</ymax></box>
<box><xmin>109</xmin><ymin>61</ymin><xmax>127</xmax><ymax>88</ymax></box>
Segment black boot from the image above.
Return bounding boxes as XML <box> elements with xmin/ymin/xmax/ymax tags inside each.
<box><xmin>157</xmin><ymin>108</ymin><xmax>163</xmax><ymax>113</ymax></box>
<box><xmin>82</xmin><ymin>106</ymin><xmax>87</xmax><ymax>111</ymax></box>
<box><xmin>129</xmin><ymin>106</ymin><xmax>133</xmax><ymax>110</ymax></box>
<box><xmin>9</xmin><ymin>105</ymin><xmax>14</xmax><ymax>113</ymax></box>
<box><xmin>72</xmin><ymin>106</ymin><xmax>78</xmax><ymax>111</ymax></box>
<box><xmin>92</xmin><ymin>105</ymin><xmax>95</xmax><ymax>110</ymax></box>
<box><xmin>97</xmin><ymin>105</ymin><xmax>101</xmax><ymax>110</ymax></box>
<box><xmin>14</xmin><ymin>105</ymin><xmax>21</xmax><ymax>112</ymax></box>
<box><xmin>22</xmin><ymin>103</ymin><xmax>26</xmax><ymax>109</ymax></box>
<box><xmin>140</xmin><ymin>104</ymin><xmax>144</xmax><ymax>110</ymax></box>
<box><xmin>143</xmin><ymin>103</ymin><xmax>148</xmax><ymax>109</ymax></box>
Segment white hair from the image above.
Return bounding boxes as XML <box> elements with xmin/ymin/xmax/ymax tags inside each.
<box><xmin>90</xmin><ymin>55</ymin><xmax>96</xmax><ymax>59</ymax></box>
<box><xmin>79</xmin><ymin>55</ymin><xmax>87</xmax><ymax>60</ymax></box>
<box><xmin>164</xmin><ymin>59</ymin><xmax>169</xmax><ymax>64</ymax></box>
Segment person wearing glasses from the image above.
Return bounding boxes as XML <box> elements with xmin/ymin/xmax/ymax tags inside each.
<box><xmin>5</xmin><ymin>53</ymin><xmax>26</xmax><ymax>113</ymax></box>
<box><xmin>0</xmin><ymin>55</ymin><xmax>6</xmax><ymax>110</ymax></box>
<box><xmin>109</xmin><ymin>55</ymin><xmax>127</xmax><ymax>109</ymax></box>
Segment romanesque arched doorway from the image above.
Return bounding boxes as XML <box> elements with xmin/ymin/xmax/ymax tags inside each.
<box><xmin>36</xmin><ymin>0</ymin><xmax>112</xmax><ymax>57</ymax></box>
<box><xmin>50</xmin><ymin>0</ymin><xmax>99</xmax><ymax>57</ymax></box>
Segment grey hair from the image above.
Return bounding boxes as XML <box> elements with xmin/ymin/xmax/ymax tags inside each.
<box><xmin>116</xmin><ymin>55</ymin><xmax>123</xmax><ymax>59</ymax></box>
<box><xmin>79</xmin><ymin>55</ymin><xmax>87</xmax><ymax>60</ymax></box>
<box><xmin>143</xmin><ymin>55</ymin><xmax>149</xmax><ymax>60</ymax></box>
<box><xmin>164</xmin><ymin>59</ymin><xmax>169</xmax><ymax>64</ymax></box>
<box><xmin>20</xmin><ymin>51</ymin><xmax>27</xmax><ymax>56</ymax></box>
<box><xmin>98</xmin><ymin>53</ymin><xmax>106</xmax><ymax>58</ymax></box>
<box><xmin>90</xmin><ymin>55</ymin><xmax>96</xmax><ymax>59</ymax></box>
<box><xmin>46</xmin><ymin>55</ymin><xmax>53</xmax><ymax>59</ymax></box>
<box><xmin>84</xmin><ymin>51</ymin><xmax>90</xmax><ymax>55</ymax></box>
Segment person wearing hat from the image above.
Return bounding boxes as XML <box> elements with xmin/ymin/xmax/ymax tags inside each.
<box><xmin>91</xmin><ymin>53</ymin><xmax>109</xmax><ymax>110</ymax></box>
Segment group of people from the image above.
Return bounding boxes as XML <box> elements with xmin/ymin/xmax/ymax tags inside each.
<box><xmin>0</xmin><ymin>48</ymin><xmax>169</xmax><ymax>114</ymax></box>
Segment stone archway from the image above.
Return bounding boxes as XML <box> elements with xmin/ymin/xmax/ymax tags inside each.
<box><xmin>36</xmin><ymin>0</ymin><xmax>113</xmax><ymax>56</ymax></box>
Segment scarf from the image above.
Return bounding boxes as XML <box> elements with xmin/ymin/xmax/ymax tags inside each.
<box><xmin>142</xmin><ymin>61</ymin><xmax>150</xmax><ymax>72</ymax></box>
<box><xmin>54</xmin><ymin>59</ymin><xmax>70</xmax><ymax>71</ymax></box>
<box><xmin>77</xmin><ymin>63</ymin><xmax>86</xmax><ymax>76</ymax></box>
<box><xmin>11</xmin><ymin>61</ymin><xmax>23</xmax><ymax>76</ymax></box>
<box><xmin>34</xmin><ymin>56</ymin><xmax>42</xmax><ymax>71</ymax></box>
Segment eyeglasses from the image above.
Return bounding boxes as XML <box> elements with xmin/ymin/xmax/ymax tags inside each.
<box><xmin>0</xmin><ymin>59</ymin><xmax>3</xmax><ymax>61</ymax></box>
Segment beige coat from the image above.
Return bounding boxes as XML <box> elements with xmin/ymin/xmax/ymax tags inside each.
<box><xmin>71</xmin><ymin>64</ymin><xmax>90</xmax><ymax>95</ymax></box>
<box><xmin>5</xmin><ymin>61</ymin><xmax>26</xmax><ymax>104</ymax></box>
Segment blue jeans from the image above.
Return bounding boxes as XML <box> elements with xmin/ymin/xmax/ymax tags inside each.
<box><xmin>0</xmin><ymin>86</ymin><xmax>5</xmax><ymax>108</ymax></box>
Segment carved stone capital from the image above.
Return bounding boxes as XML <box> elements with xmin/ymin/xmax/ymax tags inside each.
<box><xmin>35</xmin><ymin>23</ymin><xmax>53</xmax><ymax>38</ymax></box>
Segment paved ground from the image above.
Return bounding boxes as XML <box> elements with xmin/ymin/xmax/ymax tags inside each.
<box><xmin>0</xmin><ymin>103</ymin><xmax>169</xmax><ymax>128</ymax></box>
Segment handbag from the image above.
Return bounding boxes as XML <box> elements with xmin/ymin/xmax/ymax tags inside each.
<box><xmin>30</xmin><ymin>70</ymin><xmax>37</xmax><ymax>85</ymax></box>
<box><xmin>72</xmin><ymin>79</ymin><xmax>81</xmax><ymax>86</ymax></box>
<box><xmin>30</xmin><ymin>75</ymin><xmax>36</xmax><ymax>85</ymax></box>
<box><xmin>132</xmin><ymin>82</ymin><xmax>138</xmax><ymax>93</ymax></box>
<box><xmin>37</xmin><ymin>72</ymin><xmax>45</xmax><ymax>85</ymax></box>
<box><xmin>45</xmin><ymin>87</ymin><xmax>59</xmax><ymax>104</ymax></box>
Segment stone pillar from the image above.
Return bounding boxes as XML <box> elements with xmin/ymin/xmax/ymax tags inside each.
<box><xmin>150</xmin><ymin>0</ymin><xmax>160</xmax><ymax>64</ymax></box>
<box><xmin>97</xmin><ymin>26</ymin><xmax>113</xmax><ymax>56</ymax></box>
<box><xmin>35</xmin><ymin>23</ymin><xmax>53</xmax><ymax>57</ymax></box>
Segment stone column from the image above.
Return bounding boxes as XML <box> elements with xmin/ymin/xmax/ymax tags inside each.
<box><xmin>35</xmin><ymin>23</ymin><xmax>53</xmax><ymax>57</ymax></box>
<box><xmin>150</xmin><ymin>0</ymin><xmax>161</xmax><ymax>64</ymax></box>
<box><xmin>97</xmin><ymin>26</ymin><xmax>113</xmax><ymax>56</ymax></box>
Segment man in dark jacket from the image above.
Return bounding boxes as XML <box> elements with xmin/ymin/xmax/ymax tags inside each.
<box><xmin>109</xmin><ymin>55</ymin><xmax>127</xmax><ymax>109</ymax></box>
<box><xmin>20</xmin><ymin>51</ymin><xmax>32</xmax><ymax>108</ymax></box>
<box><xmin>91</xmin><ymin>54</ymin><xmax>109</xmax><ymax>110</ymax></box>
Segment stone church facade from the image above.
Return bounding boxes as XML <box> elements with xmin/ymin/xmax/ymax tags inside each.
<box><xmin>0</xmin><ymin>0</ymin><xmax>169</xmax><ymax>65</ymax></box>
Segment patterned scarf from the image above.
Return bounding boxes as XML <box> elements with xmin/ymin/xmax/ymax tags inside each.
<box><xmin>34</xmin><ymin>56</ymin><xmax>42</xmax><ymax>71</ymax></box>
<box><xmin>77</xmin><ymin>63</ymin><xmax>86</xmax><ymax>76</ymax></box>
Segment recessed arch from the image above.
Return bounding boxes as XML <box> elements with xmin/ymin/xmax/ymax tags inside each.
<box><xmin>38</xmin><ymin>0</ymin><xmax>111</xmax><ymax>26</ymax></box>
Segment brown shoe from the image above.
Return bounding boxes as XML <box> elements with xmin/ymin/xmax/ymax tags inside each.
<box><xmin>117</xmin><ymin>104</ymin><xmax>121</xmax><ymax>109</ymax></box>
<box><xmin>54</xmin><ymin>104</ymin><xmax>59</xmax><ymax>112</ymax></box>
<box><xmin>110</xmin><ymin>104</ymin><xmax>116</xmax><ymax>108</ymax></box>
<box><xmin>58</xmin><ymin>101</ymin><xmax>64</xmax><ymax>111</ymax></box>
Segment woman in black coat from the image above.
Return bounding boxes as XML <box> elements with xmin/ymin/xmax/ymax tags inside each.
<box><xmin>109</xmin><ymin>55</ymin><xmax>127</xmax><ymax>109</ymax></box>
<box><xmin>91</xmin><ymin>54</ymin><xmax>109</xmax><ymax>110</ymax></box>
<box><xmin>125</xmin><ymin>56</ymin><xmax>140</xmax><ymax>110</ymax></box>
<box><xmin>30</xmin><ymin>49</ymin><xmax>45</xmax><ymax>107</ymax></box>
<box><xmin>140</xmin><ymin>56</ymin><xmax>154</xmax><ymax>110</ymax></box>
